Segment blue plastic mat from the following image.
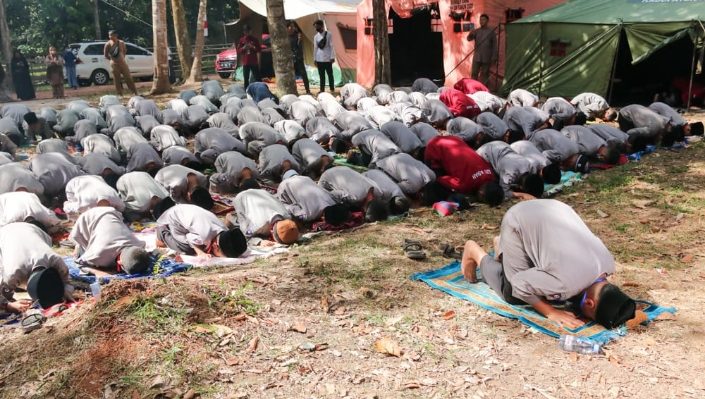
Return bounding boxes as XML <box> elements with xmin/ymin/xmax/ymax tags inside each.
<box><xmin>411</xmin><ymin>261</ymin><xmax>677</xmax><ymax>344</ymax></box>
<box><xmin>65</xmin><ymin>256</ymin><xmax>192</xmax><ymax>284</ymax></box>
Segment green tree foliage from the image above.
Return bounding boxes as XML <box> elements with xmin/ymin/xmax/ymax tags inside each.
<box><xmin>5</xmin><ymin>0</ymin><xmax>238</xmax><ymax>57</ymax></box>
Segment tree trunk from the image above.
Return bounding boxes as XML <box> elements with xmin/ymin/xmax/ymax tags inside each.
<box><xmin>266</xmin><ymin>0</ymin><xmax>296</xmax><ymax>95</ymax></box>
<box><xmin>372</xmin><ymin>0</ymin><xmax>391</xmax><ymax>86</ymax></box>
<box><xmin>185</xmin><ymin>0</ymin><xmax>207</xmax><ymax>84</ymax></box>
<box><xmin>170</xmin><ymin>0</ymin><xmax>192</xmax><ymax>80</ymax></box>
<box><xmin>151</xmin><ymin>0</ymin><xmax>171</xmax><ymax>94</ymax></box>
<box><xmin>0</xmin><ymin>0</ymin><xmax>12</xmax><ymax>93</ymax></box>
<box><xmin>93</xmin><ymin>0</ymin><xmax>102</xmax><ymax>39</ymax></box>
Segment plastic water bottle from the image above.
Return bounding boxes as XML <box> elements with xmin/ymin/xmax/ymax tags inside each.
<box><xmin>90</xmin><ymin>282</ymin><xmax>102</xmax><ymax>300</ymax></box>
<box><xmin>558</xmin><ymin>335</ymin><xmax>602</xmax><ymax>355</ymax></box>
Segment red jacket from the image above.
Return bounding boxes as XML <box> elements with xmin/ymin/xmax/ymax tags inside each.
<box><xmin>237</xmin><ymin>35</ymin><xmax>260</xmax><ymax>66</ymax></box>
<box><xmin>453</xmin><ymin>78</ymin><xmax>489</xmax><ymax>95</ymax></box>
<box><xmin>424</xmin><ymin>135</ymin><xmax>496</xmax><ymax>193</ymax></box>
<box><xmin>440</xmin><ymin>88</ymin><xmax>481</xmax><ymax>118</ymax></box>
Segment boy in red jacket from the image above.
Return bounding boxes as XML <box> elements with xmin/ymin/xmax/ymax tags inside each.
<box><xmin>440</xmin><ymin>88</ymin><xmax>481</xmax><ymax>119</ymax></box>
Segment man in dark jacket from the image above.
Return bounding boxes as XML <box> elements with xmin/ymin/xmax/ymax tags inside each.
<box><xmin>287</xmin><ymin>22</ymin><xmax>310</xmax><ymax>94</ymax></box>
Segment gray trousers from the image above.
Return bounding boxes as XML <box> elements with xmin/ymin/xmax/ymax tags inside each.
<box><xmin>479</xmin><ymin>255</ymin><xmax>525</xmax><ymax>305</ymax></box>
<box><xmin>157</xmin><ymin>225</ymin><xmax>196</xmax><ymax>255</ymax></box>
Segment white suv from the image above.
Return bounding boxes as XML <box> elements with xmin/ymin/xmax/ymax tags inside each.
<box><xmin>69</xmin><ymin>41</ymin><xmax>174</xmax><ymax>86</ymax></box>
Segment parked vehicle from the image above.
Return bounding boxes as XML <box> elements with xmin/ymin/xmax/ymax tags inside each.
<box><xmin>69</xmin><ymin>41</ymin><xmax>175</xmax><ymax>86</ymax></box>
<box><xmin>215</xmin><ymin>34</ymin><xmax>273</xmax><ymax>79</ymax></box>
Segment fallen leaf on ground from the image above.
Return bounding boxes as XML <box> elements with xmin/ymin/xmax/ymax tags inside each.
<box><xmin>288</xmin><ymin>321</ymin><xmax>307</xmax><ymax>334</ymax></box>
<box><xmin>631</xmin><ymin>200</ymin><xmax>654</xmax><ymax>209</ymax></box>
<box><xmin>225</xmin><ymin>357</ymin><xmax>240</xmax><ymax>366</ymax></box>
<box><xmin>681</xmin><ymin>254</ymin><xmax>694</xmax><ymax>263</ymax></box>
<box><xmin>442</xmin><ymin>310</ymin><xmax>456</xmax><ymax>320</ymax></box>
<box><xmin>374</xmin><ymin>337</ymin><xmax>402</xmax><ymax>357</ymax></box>
<box><xmin>402</xmin><ymin>382</ymin><xmax>421</xmax><ymax>390</ymax></box>
<box><xmin>627</xmin><ymin>310</ymin><xmax>648</xmax><ymax>329</ymax></box>
<box><xmin>596</xmin><ymin>209</ymin><xmax>609</xmax><ymax>218</ymax></box>
<box><xmin>320</xmin><ymin>295</ymin><xmax>330</xmax><ymax>312</ymax></box>
<box><xmin>245</xmin><ymin>336</ymin><xmax>260</xmax><ymax>353</ymax></box>
<box><xmin>299</xmin><ymin>342</ymin><xmax>316</xmax><ymax>351</ymax></box>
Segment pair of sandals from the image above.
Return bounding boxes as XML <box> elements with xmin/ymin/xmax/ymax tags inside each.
<box><xmin>403</xmin><ymin>240</ymin><xmax>464</xmax><ymax>261</ymax></box>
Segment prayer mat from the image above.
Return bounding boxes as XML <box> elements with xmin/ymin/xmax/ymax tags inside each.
<box><xmin>628</xmin><ymin>145</ymin><xmax>657</xmax><ymax>161</ymax></box>
<box><xmin>333</xmin><ymin>155</ymin><xmax>369</xmax><ymax>173</ymax></box>
<box><xmin>544</xmin><ymin>171</ymin><xmax>582</xmax><ymax>197</ymax></box>
<box><xmin>311</xmin><ymin>211</ymin><xmax>365</xmax><ymax>232</ymax></box>
<box><xmin>411</xmin><ymin>262</ymin><xmax>677</xmax><ymax>344</ymax></box>
<box><xmin>66</xmin><ymin>255</ymin><xmax>192</xmax><ymax>285</ymax></box>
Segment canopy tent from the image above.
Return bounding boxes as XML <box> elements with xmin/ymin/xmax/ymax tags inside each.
<box><xmin>356</xmin><ymin>0</ymin><xmax>565</xmax><ymax>88</ymax></box>
<box><xmin>502</xmin><ymin>0</ymin><xmax>705</xmax><ymax>103</ymax></box>
<box><xmin>227</xmin><ymin>0</ymin><xmax>359</xmax><ymax>84</ymax></box>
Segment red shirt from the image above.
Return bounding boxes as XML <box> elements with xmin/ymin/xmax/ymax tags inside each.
<box><xmin>440</xmin><ymin>88</ymin><xmax>481</xmax><ymax>118</ymax></box>
<box><xmin>424</xmin><ymin>135</ymin><xmax>496</xmax><ymax>194</ymax></box>
<box><xmin>237</xmin><ymin>35</ymin><xmax>261</xmax><ymax>66</ymax></box>
<box><xmin>453</xmin><ymin>78</ymin><xmax>489</xmax><ymax>95</ymax></box>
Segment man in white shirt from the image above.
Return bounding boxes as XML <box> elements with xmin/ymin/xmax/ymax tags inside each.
<box><xmin>313</xmin><ymin>20</ymin><xmax>335</xmax><ymax>93</ymax></box>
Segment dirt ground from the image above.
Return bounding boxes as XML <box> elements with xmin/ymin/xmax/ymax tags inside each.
<box><xmin>0</xmin><ymin>93</ymin><xmax>704</xmax><ymax>398</ymax></box>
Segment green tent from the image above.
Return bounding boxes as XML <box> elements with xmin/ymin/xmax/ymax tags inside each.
<box><xmin>502</xmin><ymin>0</ymin><xmax>705</xmax><ymax>100</ymax></box>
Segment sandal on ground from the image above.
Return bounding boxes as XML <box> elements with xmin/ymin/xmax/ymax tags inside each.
<box><xmin>403</xmin><ymin>239</ymin><xmax>426</xmax><ymax>260</ymax></box>
<box><xmin>440</xmin><ymin>243</ymin><xmax>463</xmax><ymax>260</ymax></box>
<box><xmin>21</xmin><ymin>311</ymin><xmax>46</xmax><ymax>334</ymax></box>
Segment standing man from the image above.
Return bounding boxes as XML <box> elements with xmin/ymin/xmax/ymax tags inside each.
<box><xmin>466</xmin><ymin>14</ymin><xmax>497</xmax><ymax>87</ymax></box>
<box><xmin>103</xmin><ymin>30</ymin><xmax>138</xmax><ymax>97</ymax></box>
<box><xmin>237</xmin><ymin>25</ymin><xmax>261</xmax><ymax>88</ymax></box>
<box><xmin>313</xmin><ymin>20</ymin><xmax>335</xmax><ymax>93</ymax></box>
<box><xmin>63</xmin><ymin>46</ymin><xmax>79</xmax><ymax>90</ymax></box>
<box><xmin>287</xmin><ymin>22</ymin><xmax>311</xmax><ymax>95</ymax></box>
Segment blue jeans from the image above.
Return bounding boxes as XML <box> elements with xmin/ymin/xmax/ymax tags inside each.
<box><xmin>65</xmin><ymin>65</ymin><xmax>78</xmax><ymax>88</ymax></box>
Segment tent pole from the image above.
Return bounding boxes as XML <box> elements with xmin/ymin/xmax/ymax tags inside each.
<box><xmin>495</xmin><ymin>23</ymin><xmax>501</xmax><ymax>91</ymax></box>
<box><xmin>686</xmin><ymin>22</ymin><xmax>700</xmax><ymax>109</ymax></box>
<box><xmin>538</xmin><ymin>21</ymin><xmax>544</xmax><ymax>97</ymax></box>
<box><xmin>607</xmin><ymin>23</ymin><xmax>622</xmax><ymax>105</ymax></box>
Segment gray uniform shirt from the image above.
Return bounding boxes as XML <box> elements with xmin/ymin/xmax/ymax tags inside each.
<box><xmin>366</xmin><ymin>105</ymin><xmax>399</xmax><ymax>129</ymax></box>
<box><xmin>470</xmin><ymin>92</ymin><xmax>506</xmax><ymax>114</ymax></box>
<box><xmin>561</xmin><ymin>125</ymin><xmax>606</xmax><ymax>156</ymax></box>
<box><xmin>162</xmin><ymin>145</ymin><xmax>199</xmax><ymax>166</ymax></box>
<box><xmin>277</xmin><ymin>175</ymin><xmax>336</xmax><ymax>222</ymax></box>
<box><xmin>195</xmin><ymin>127</ymin><xmax>246</xmax><ymax>163</ymax></box>
<box><xmin>351</xmin><ymin>129</ymin><xmax>401</xmax><ymax>167</ymax></box>
<box><xmin>341</xmin><ymin>83</ymin><xmax>368</xmax><ymax>109</ymax></box>
<box><xmin>150</xmin><ymin>125</ymin><xmax>185</xmax><ymax>151</ymax></box>
<box><xmin>116</xmin><ymin>171</ymin><xmax>169</xmax><ymax>213</ymax></box>
<box><xmin>335</xmin><ymin>111</ymin><xmax>373</xmax><ymax>139</ymax></box>
<box><xmin>477</xmin><ymin>141</ymin><xmax>532</xmax><ymax>198</ymax></box>
<box><xmin>618</xmin><ymin>104</ymin><xmax>669</xmax><ymax>137</ymax></box>
<box><xmin>409</xmin><ymin>122</ymin><xmax>438</xmax><ymax>146</ymax></box>
<box><xmin>380</xmin><ymin>121</ymin><xmax>423</xmax><ymax>154</ymax></box>
<box><xmin>70</xmin><ymin>207</ymin><xmax>145</xmax><ymax>268</ymax></box>
<box><xmin>114</xmin><ymin>126</ymin><xmax>148</xmax><ymax>154</ymax></box>
<box><xmin>30</xmin><ymin>153</ymin><xmax>85</xmax><ymax>195</ymax></box>
<box><xmin>211</xmin><ymin>151</ymin><xmax>259</xmax><ymax>193</ymax></box>
<box><xmin>508</xmin><ymin>89</ymin><xmax>538</xmax><ymax>107</ymax></box>
<box><xmin>588</xmin><ymin>124</ymin><xmax>629</xmax><ymax>145</ymax></box>
<box><xmin>503</xmin><ymin>106</ymin><xmax>549</xmax><ymax>139</ymax></box>
<box><xmin>529</xmin><ymin>129</ymin><xmax>580</xmax><ymax>163</ymax></box>
<box><xmin>155</xmin><ymin>165</ymin><xmax>208</xmax><ymax>203</ymax></box>
<box><xmin>305</xmin><ymin>117</ymin><xmax>340</xmax><ymax>143</ymax></box>
<box><xmin>37</xmin><ymin>138</ymin><xmax>69</xmax><ymax>156</ymax></box>
<box><xmin>290</xmin><ymin>101</ymin><xmax>319</xmax><ymax>126</ymax></box>
<box><xmin>0</xmin><ymin>192</ymin><xmax>59</xmax><ymax>228</ymax></box>
<box><xmin>157</xmin><ymin>204</ymin><xmax>226</xmax><ymax>247</ymax></box>
<box><xmin>207</xmin><ymin>112</ymin><xmax>239</xmax><ymax>137</ymax></box>
<box><xmin>319</xmin><ymin>166</ymin><xmax>382</xmax><ymax>206</ymax></box>
<box><xmin>541</xmin><ymin>97</ymin><xmax>576</xmax><ymax>121</ymax></box>
<box><xmin>239</xmin><ymin>122</ymin><xmax>285</xmax><ymax>146</ymax></box>
<box><xmin>490</xmin><ymin>199</ymin><xmax>615</xmax><ymax>304</ymax></box>
<box><xmin>234</xmin><ymin>189</ymin><xmax>291</xmax><ymax>237</ymax></box>
<box><xmin>362</xmin><ymin>169</ymin><xmax>405</xmax><ymax>202</ymax></box>
<box><xmin>510</xmin><ymin>140</ymin><xmax>551</xmax><ymax>172</ymax></box>
<box><xmin>82</xmin><ymin>134</ymin><xmax>121</xmax><ymax>163</ymax></box>
<box><xmin>0</xmin><ymin>222</ymin><xmax>69</xmax><ymax>307</ymax></box>
<box><xmin>274</xmin><ymin>120</ymin><xmax>307</xmax><ymax>143</ymax></box>
<box><xmin>648</xmin><ymin>102</ymin><xmax>686</xmax><ymax>127</ymax></box>
<box><xmin>476</xmin><ymin>112</ymin><xmax>509</xmax><ymax>140</ymax></box>
<box><xmin>126</xmin><ymin>143</ymin><xmax>163</xmax><ymax>172</ymax></box>
<box><xmin>571</xmin><ymin>93</ymin><xmax>608</xmax><ymax>119</ymax></box>
<box><xmin>79</xmin><ymin>153</ymin><xmax>125</xmax><ymax>176</ymax></box>
<box><xmin>374</xmin><ymin>153</ymin><xmax>436</xmax><ymax>195</ymax></box>
<box><xmin>447</xmin><ymin>117</ymin><xmax>483</xmax><ymax>142</ymax></box>
<box><xmin>71</xmin><ymin>120</ymin><xmax>98</xmax><ymax>144</ymax></box>
<box><xmin>422</xmin><ymin>100</ymin><xmax>453</xmax><ymax>126</ymax></box>
<box><xmin>237</xmin><ymin>106</ymin><xmax>266</xmax><ymax>125</ymax></box>
<box><xmin>258</xmin><ymin>144</ymin><xmax>300</xmax><ymax>179</ymax></box>
<box><xmin>0</xmin><ymin>163</ymin><xmax>44</xmax><ymax>195</ymax></box>
<box><xmin>80</xmin><ymin>108</ymin><xmax>108</xmax><ymax>130</ymax></box>
<box><xmin>292</xmin><ymin>138</ymin><xmax>329</xmax><ymax>169</ymax></box>
<box><xmin>136</xmin><ymin>115</ymin><xmax>160</xmax><ymax>136</ymax></box>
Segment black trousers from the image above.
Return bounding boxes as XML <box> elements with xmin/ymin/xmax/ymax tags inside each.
<box><xmin>316</xmin><ymin>61</ymin><xmax>334</xmax><ymax>92</ymax></box>
<box><xmin>243</xmin><ymin>64</ymin><xmax>261</xmax><ymax>88</ymax></box>
<box><xmin>294</xmin><ymin>59</ymin><xmax>310</xmax><ymax>93</ymax></box>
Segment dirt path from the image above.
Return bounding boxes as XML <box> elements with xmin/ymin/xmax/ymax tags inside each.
<box><xmin>0</xmin><ymin>110</ymin><xmax>704</xmax><ymax>399</ymax></box>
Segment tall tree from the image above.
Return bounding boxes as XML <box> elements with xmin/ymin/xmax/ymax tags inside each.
<box><xmin>93</xmin><ymin>0</ymin><xmax>102</xmax><ymax>39</ymax></box>
<box><xmin>0</xmin><ymin>0</ymin><xmax>12</xmax><ymax>91</ymax></box>
<box><xmin>266</xmin><ymin>0</ymin><xmax>296</xmax><ymax>95</ymax></box>
<box><xmin>170</xmin><ymin>0</ymin><xmax>192</xmax><ymax>80</ymax></box>
<box><xmin>372</xmin><ymin>0</ymin><xmax>391</xmax><ymax>85</ymax></box>
<box><xmin>151</xmin><ymin>0</ymin><xmax>171</xmax><ymax>94</ymax></box>
<box><xmin>186</xmin><ymin>0</ymin><xmax>207</xmax><ymax>84</ymax></box>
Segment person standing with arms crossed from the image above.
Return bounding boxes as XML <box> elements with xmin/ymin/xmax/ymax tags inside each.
<box><xmin>63</xmin><ymin>46</ymin><xmax>79</xmax><ymax>90</ymax></box>
<box><xmin>466</xmin><ymin>14</ymin><xmax>497</xmax><ymax>88</ymax></box>
<box><xmin>237</xmin><ymin>25</ymin><xmax>261</xmax><ymax>88</ymax></box>
<box><xmin>313</xmin><ymin>20</ymin><xmax>335</xmax><ymax>93</ymax></box>
<box><xmin>104</xmin><ymin>30</ymin><xmax>138</xmax><ymax>97</ymax></box>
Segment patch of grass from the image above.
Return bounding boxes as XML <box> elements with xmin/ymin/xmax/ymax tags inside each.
<box><xmin>118</xmin><ymin>370</ymin><xmax>144</xmax><ymax>388</ymax></box>
<box><xmin>128</xmin><ymin>296</ymin><xmax>187</xmax><ymax>330</ymax></box>
<box><xmin>614</xmin><ymin>223</ymin><xmax>630</xmax><ymax>233</ymax></box>
<box><xmin>588</xmin><ymin>170</ymin><xmax>633</xmax><ymax>192</ymax></box>
<box><xmin>162</xmin><ymin>344</ymin><xmax>183</xmax><ymax>364</ymax></box>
